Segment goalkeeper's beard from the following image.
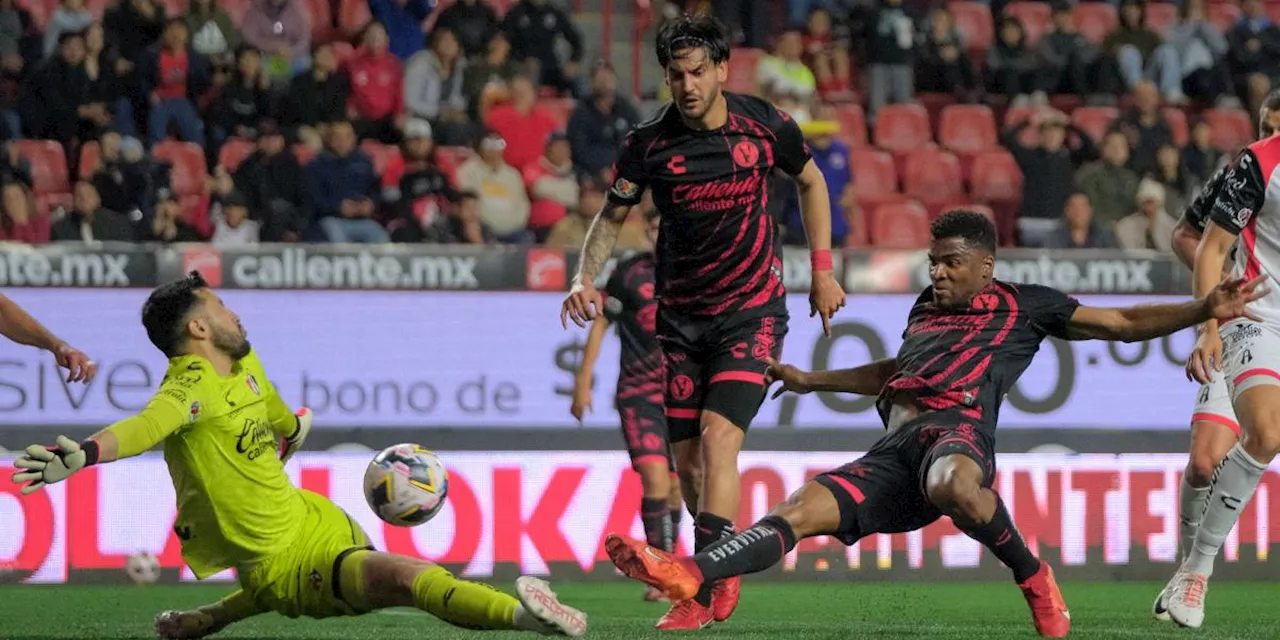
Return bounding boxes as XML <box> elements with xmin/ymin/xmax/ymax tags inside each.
<box><xmin>212</xmin><ymin>327</ymin><xmax>251</xmax><ymax>361</ymax></box>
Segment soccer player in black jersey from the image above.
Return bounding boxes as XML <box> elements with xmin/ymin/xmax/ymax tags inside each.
<box><xmin>559</xmin><ymin>13</ymin><xmax>846</xmax><ymax>630</ymax></box>
<box><xmin>571</xmin><ymin>210</ymin><xmax>684</xmax><ymax>603</ymax></box>
<box><xmin>601</xmin><ymin>211</ymin><xmax>1266</xmax><ymax>638</ymax></box>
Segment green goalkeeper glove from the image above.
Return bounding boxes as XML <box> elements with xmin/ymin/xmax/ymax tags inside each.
<box><xmin>11</xmin><ymin>435</ymin><xmax>97</xmax><ymax>495</ymax></box>
<box><xmin>279</xmin><ymin>408</ymin><xmax>312</xmax><ymax>464</ymax></box>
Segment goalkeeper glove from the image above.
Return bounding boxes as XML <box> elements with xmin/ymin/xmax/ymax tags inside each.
<box><xmin>11</xmin><ymin>435</ymin><xmax>98</xmax><ymax>495</ymax></box>
<box><xmin>278</xmin><ymin>408</ymin><xmax>312</xmax><ymax>464</ymax></box>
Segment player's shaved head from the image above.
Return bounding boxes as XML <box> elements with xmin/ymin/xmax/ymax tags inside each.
<box><xmin>142</xmin><ymin>271</ymin><xmax>209</xmax><ymax>357</ymax></box>
<box><xmin>928</xmin><ymin>211</ymin><xmax>998</xmax><ymax>308</ymax></box>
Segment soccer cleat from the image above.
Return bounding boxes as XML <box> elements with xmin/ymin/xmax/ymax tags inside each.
<box><xmin>604</xmin><ymin>533</ymin><xmax>701</xmax><ymax>602</ymax></box>
<box><xmin>710</xmin><ymin>576</ymin><xmax>741</xmax><ymax>622</ymax></box>
<box><xmin>1017</xmin><ymin>562</ymin><xmax>1071</xmax><ymax>638</ymax></box>
<box><xmin>1151</xmin><ymin>586</ymin><xmax>1171</xmax><ymax>622</ymax></box>
<box><xmin>515</xmin><ymin>576</ymin><xmax>588</xmax><ymax>637</ymax></box>
<box><xmin>1166</xmin><ymin>571</ymin><xmax>1208</xmax><ymax>629</ymax></box>
<box><xmin>644</xmin><ymin>586</ymin><xmax>669</xmax><ymax>602</ymax></box>
<box><xmin>655</xmin><ymin>599</ymin><xmax>715</xmax><ymax>631</ymax></box>
<box><xmin>154</xmin><ymin>610</ymin><xmax>217</xmax><ymax>640</ymax></box>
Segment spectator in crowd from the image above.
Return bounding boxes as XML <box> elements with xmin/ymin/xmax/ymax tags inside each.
<box><xmin>1077</xmin><ymin>129</ymin><xmax>1141</xmax><ymax>227</ymax></box>
<box><xmin>709</xmin><ymin>0</ymin><xmax>768</xmax><ymax>48</ymax></box>
<box><xmin>916</xmin><ymin>6</ymin><xmax>976</xmax><ymax>98</ymax></box>
<box><xmin>865</xmin><ymin>0</ymin><xmax>914</xmax><ymax>120</ymax></box>
<box><xmin>1168</xmin><ymin>0</ymin><xmax>1230</xmax><ymax>106</ymax></box>
<box><xmin>1150</xmin><ymin>142</ymin><xmax>1191</xmax><ymax>217</ymax></box>
<box><xmin>485</xmin><ymin>74</ymin><xmax>555</xmax><ymax>170</ymax></box>
<box><xmin>1226</xmin><ymin>0</ymin><xmax>1280</xmax><ymax>117</ymax></box>
<box><xmin>545</xmin><ymin>175</ymin><xmax>603</xmax><ymax>247</ymax></box>
<box><xmin>1036</xmin><ymin>2</ymin><xmax>1097</xmax><ymax>97</ymax></box>
<box><xmin>1103</xmin><ymin>0</ymin><xmax>1184</xmax><ymax>102</ymax></box>
<box><xmin>464</xmin><ymin>31</ymin><xmax>522</xmax><ymax>122</ymax></box>
<box><xmin>44</xmin><ymin>0</ymin><xmax>93</xmax><ymax>59</ymax></box>
<box><xmin>206</xmin><ymin>45</ymin><xmax>271</xmax><ymax>154</ymax></box>
<box><xmin>524</xmin><ymin>131</ymin><xmax>578</xmax><ymax>240</ymax></box>
<box><xmin>210</xmin><ymin>190</ymin><xmax>260</xmax><ymax>246</ymax></box>
<box><xmin>567</xmin><ymin>62</ymin><xmax>639</xmax><ymax>178</ymax></box>
<box><xmin>307</xmin><ymin>120</ymin><xmax>387</xmax><ymax>243</ymax></box>
<box><xmin>185</xmin><ymin>0</ymin><xmax>241</xmax><ymax>67</ymax></box>
<box><xmin>278</xmin><ymin>42</ymin><xmax>348</xmax><ymax>149</ymax></box>
<box><xmin>1109</xmin><ymin>80</ymin><xmax>1173</xmax><ymax>176</ymax></box>
<box><xmin>1114</xmin><ymin>176</ymin><xmax>1175</xmax><ymax>251</ymax></box>
<box><xmin>240</xmin><ymin>0</ymin><xmax>310</xmax><ymax>79</ymax></box>
<box><xmin>346</xmin><ymin>22</ymin><xmax>405</xmax><ymax>144</ymax></box>
<box><xmin>384</xmin><ymin>118</ymin><xmax>459</xmax><ymax>242</ymax></box>
<box><xmin>85</xmin><ymin>23</ymin><xmax>135</xmax><ymax>138</ymax></box>
<box><xmin>803</xmin><ymin>8</ymin><xmax>851</xmax><ymax>97</ymax></box>
<box><xmin>51</xmin><ymin>180</ymin><xmax>135</xmax><ymax>242</ymax></box>
<box><xmin>457</xmin><ymin>130</ymin><xmax>529</xmax><ymax>242</ymax></box>
<box><xmin>21</xmin><ymin>32</ymin><xmax>112</xmax><ymax>154</ymax></box>
<box><xmin>144</xmin><ymin>195</ymin><xmax>203</xmax><ymax>242</ymax></box>
<box><xmin>92</xmin><ymin>131</ymin><xmax>159</xmax><ymax>217</ymax></box>
<box><xmin>232</xmin><ymin>120</ymin><xmax>310</xmax><ymax>241</ymax></box>
<box><xmin>104</xmin><ymin>0</ymin><xmax>164</xmax><ymax>64</ymax></box>
<box><xmin>1045</xmin><ymin>191</ymin><xmax>1118</xmax><ymax>249</ymax></box>
<box><xmin>792</xmin><ymin>105</ymin><xmax>850</xmax><ymax>246</ymax></box>
<box><xmin>987</xmin><ymin>16</ymin><xmax>1041</xmax><ymax>106</ymax></box>
<box><xmin>434</xmin><ymin>0</ymin><xmax>499</xmax><ymax>59</ymax></box>
<box><xmin>0</xmin><ymin>49</ymin><xmax>19</xmax><ymax>141</ymax></box>
<box><xmin>501</xmin><ymin>0</ymin><xmax>583</xmax><ymax>95</ymax></box>
<box><xmin>140</xmin><ymin>18</ymin><xmax>209</xmax><ymax>145</ymax></box>
<box><xmin>422</xmin><ymin>190</ymin><xmax>493</xmax><ymax>244</ymax></box>
<box><xmin>1002</xmin><ymin>109</ymin><xmax>1096</xmax><ymax>246</ymax></box>
<box><xmin>758</xmin><ymin>28</ymin><xmax>816</xmax><ymax>102</ymax></box>
<box><xmin>404</xmin><ymin>27</ymin><xmax>471</xmax><ymax>146</ymax></box>
<box><xmin>1181</xmin><ymin>119</ymin><xmax>1221</xmax><ymax>185</ymax></box>
<box><xmin>0</xmin><ymin>0</ymin><xmax>39</xmax><ymax>66</ymax></box>
<box><xmin>0</xmin><ymin>140</ymin><xmax>30</xmax><ymax>188</ymax></box>
<box><xmin>370</xmin><ymin>0</ymin><xmax>434</xmax><ymax>61</ymax></box>
<box><xmin>0</xmin><ymin>180</ymin><xmax>46</xmax><ymax>243</ymax></box>
<box><xmin>614</xmin><ymin>188</ymin><xmax>654</xmax><ymax>250</ymax></box>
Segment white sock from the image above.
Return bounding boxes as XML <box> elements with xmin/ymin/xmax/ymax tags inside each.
<box><xmin>1179</xmin><ymin>478</ymin><xmax>1210</xmax><ymax>561</ymax></box>
<box><xmin>1185</xmin><ymin>443</ymin><xmax>1268</xmax><ymax>577</ymax></box>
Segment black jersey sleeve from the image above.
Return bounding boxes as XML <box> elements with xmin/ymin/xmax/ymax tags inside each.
<box><xmin>1209</xmin><ymin>149</ymin><xmax>1268</xmax><ymax>236</ymax></box>
<box><xmin>607</xmin><ymin>130</ymin><xmax>648</xmax><ymax>207</ymax></box>
<box><xmin>1181</xmin><ymin>159</ymin><xmax>1233</xmax><ymax>233</ymax></box>
<box><xmin>769</xmin><ymin>106</ymin><xmax>813</xmax><ymax>177</ymax></box>
<box><xmin>1019</xmin><ymin>284</ymin><xmax>1082</xmax><ymax>340</ymax></box>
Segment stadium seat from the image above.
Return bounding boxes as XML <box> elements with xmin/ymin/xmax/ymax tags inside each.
<box><xmin>293</xmin><ymin>144</ymin><xmax>318</xmax><ymax>166</ymax></box>
<box><xmin>78</xmin><ymin>141</ymin><xmax>100</xmax><ymax>179</ymax></box>
<box><xmin>969</xmin><ymin>150</ymin><xmax>1024</xmax><ymax>203</ymax></box>
<box><xmin>360</xmin><ymin>140</ymin><xmax>403</xmax><ymax>175</ymax></box>
<box><xmin>1207</xmin><ymin>2</ymin><xmax>1242</xmax><ymax>32</ymax></box>
<box><xmin>915</xmin><ymin>92</ymin><xmax>957</xmax><ymax>133</ymax></box>
<box><xmin>306</xmin><ymin>0</ymin><xmax>335</xmax><ymax>43</ymax></box>
<box><xmin>537</xmin><ymin>97</ymin><xmax>575</xmax><ymax>130</ymax></box>
<box><xmin>939</xmin><ymin>105</ymin><xmax>998</xmax><ymax>155</ymax></box>
<box><xmin>1203</xmin><ymin>107</ymin><xmax>1254</xmax><ymax>152</ymax></box>
<box><xmin>217</xmin><ymin>139</ymin><xmax>256</xmax><ymax>172</ymax></box>
<box><xmin>17</xmin><ymin>0</ymin><xmax>51</xmax><ymax>30</ymax></box>
<box><xmin>1073</xmin><ymin>2</ymin><xmax>1118</xmax><ymax>44</ymax></box>
<box><xmin>903</xmin><ymin>149</ymin><xmax>964</xmax><ymax>206</ymax></box>
<box><xmin>434</xmin><ymin>145</ymin><xmax>472</xmax><ymax>182</ymax></box>
<box><xmin>1162</xmin><ymin>107</ymin><xmax>1189</xmax><ymax>147</ymax></box>
<box><xmin>844</xmin><ymin>207</ymin><xmax>870</xmax><ymax>247</ymax></box>
<box><xmin>726</xmin><ymin>47</ymin><xmax>763</xmax><ymax>95</ymax></box>
<box><xmin>339</xmin><ymin>0</ymin><xmax>373</xmax><ymax>38</ymax></box>
<box><xmin>950</xmin><ymin>2</ymin><xmax>994</xmax><ymax>55</ymax></box>
<box><xmin>161</xmin><ymin>0</ymin><xmax>189</xmax><ymax>17</ymax></box>
<box><xmin>834</xmin><ymin>103</ymin><xmax>868</xmax><ymax>148</ymax></box>
<box><xmin>17</xmin><ymin>140</ymin><xmax>68</xmax><ymax>195</ymax></box>
<box><xmin>1269</xmin><ymin>0</ymin><xmax>1280</xmax><ymax>23</ymax></box>
<box><xmin>871</xmin><ymin>200</ymin><xmax>931</xmax><ymax>249</ymax></box>
<box><xmin>849</xmin><ymin>148</ymin><xmax>900</xmax><ymax>203</ymax></box>
<box><xmin>1144</xmin><ymin>2</ymin><xmax>1179</xmax><ymax>35</ymax></box>
<box><xmin>874</xmin><ymin>104</ymin><xmax>932</xmax><ymax>153</ymax></box>
<box><xmin>220</xmin><ymin>0</ymin><xmax>252</xmax><ymax>26</ymax></box>
<box><xmin>1071</xmin><ymin>106</ymin><xmax>1120</xmax><ymax>144</ymax></box>
<box><xmin>1004</xmin><ymin>2</ymin><xmax>1051</xmax><ymax>46</ymax></box>
<box><xmin>151</xmin><ymin>141</ymin><xmax>208</xmax><ymax>198</ymax></box>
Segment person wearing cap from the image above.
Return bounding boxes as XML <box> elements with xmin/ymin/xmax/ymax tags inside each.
<box><xmin>1114</xmin><ymin>176</ymin><xmax>1176</xmax><ymax>251</ymax></box>
<box><xmin>523</xmin><ymin>131</ymin><xmax>578</xmax><ymax>241</ymax></box>
<box><xmin>791</xmin><ymin>104</ymin><xmax>849</xmax><ymax>246</ymax></box>
<box><xmin>383</xmin><ymin>118</ymin><xmax>461</xmax><ymax>242</ymax></box>
<box><xmin>456</xmin><ymin>129</ymin><xmax>530</xmax><ymax>241</ymax></box>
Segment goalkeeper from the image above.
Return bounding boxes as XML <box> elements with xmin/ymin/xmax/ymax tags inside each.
<box><xmin>11</xmin><ymin>272</ymin><xmax>587</xmax><ymax>639</ymax></box>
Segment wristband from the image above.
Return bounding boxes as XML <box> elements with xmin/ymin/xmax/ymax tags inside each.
<box><xmin>80</xmin><ymin>439</ymin><xmax>100</xmax><ymax>467</ymax></box>
<box><xmin>810</xmin><ymin>249</ymin><xmax>833</xmax><ymax>272</ymax></box>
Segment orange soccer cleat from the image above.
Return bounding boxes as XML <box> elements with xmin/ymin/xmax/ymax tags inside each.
<box><xmin>710</xmin><ymin>575</ymin><xmax>741</xmax><ymax>622</ymax></box>
<box><xmin>604</xmin><ymin>533</ymin><xmax>702</xmax><ymax>602</ymax></box>
<box><xmin>655</xmin><ymin>598</ymin><xmax>715</xmax><ymax>630</ymax></box>
<box><xmin>1018</xmin><ymin>562</ymin><xmax>1071</xmax><ymax>638</ymax></box>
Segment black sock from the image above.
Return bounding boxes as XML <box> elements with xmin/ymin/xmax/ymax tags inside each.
<box><xmin>958</xmin><ymin>496</ymin><xmax>1042</xmax><ymax>583</ymax></box>
<box><xmin>692</xmin><ymin>512</ymin><xmax>734</xmax><ymax>606</ymax></box>
<box><xmin>692</xmin><ymin>515</ymin><xmax>797</xmax><ymax>584</ymax></box>
<box><xmin>669</xmin><ymin>507</ymin><xmax>683</xmax><ymax>552</ymax></box>
<box><xmin>641</xmin><ymin>497</ymin><xmax>673</xmax><ymax>551</ymax></box>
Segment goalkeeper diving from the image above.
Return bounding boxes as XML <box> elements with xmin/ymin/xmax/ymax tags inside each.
<box><xmin>10</xmin><ymin>272</ymin><xmax>588</xmax><ymax>639</ymax></box>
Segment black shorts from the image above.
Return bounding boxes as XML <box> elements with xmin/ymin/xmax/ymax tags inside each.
<box><xmin>813</xmin><ymin>415</ymin><xmax>996</xmax><ymax>545</ymax></box>
<box><xmin>616</xmin><ymin>394</ymin><xmax>675</xmax><ymax>472</ymax></box>
<box><xmin>658</xmin><ymin>303</ymin><xmax>788</xmax><ymax>442</ymax></box>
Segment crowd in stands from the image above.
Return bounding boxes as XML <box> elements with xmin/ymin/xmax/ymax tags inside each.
<box><xmin>0</xmin><ymin>0</ymin><xmax>1272</xmax><ymax>250</ymax></box>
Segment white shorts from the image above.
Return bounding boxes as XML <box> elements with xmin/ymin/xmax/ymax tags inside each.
<box><xmin>1221</xmin><ymin>320</ymin><xmax>1280</xmax><ymax>404</ymax></box>
<box><xmin>1191</xmin><ymin>371</ymin><xmax>1240</xmax><ymax>436</ymax></box>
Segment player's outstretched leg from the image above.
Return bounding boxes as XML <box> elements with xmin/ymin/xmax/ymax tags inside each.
<box><xmin>691</xmin><ymin>413</ymin><xmax>747</xmax><ymax>626</ymax></box>
<box><xmin>155</xmin><ymin>589</ymin><xmax>265</xmax><ymax>639</ymax></box>
<box><xmin>346</xmin><ymin>551</ymin><xmax>587</xmax><ymax>636</ymax></box>
<box><xmin>924</xmin><ymin>454</ymin><xmax>1070</xmax><ymax>639</ymax></box>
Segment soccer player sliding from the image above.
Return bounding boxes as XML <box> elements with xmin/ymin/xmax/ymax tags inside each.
<box><xmin>11</xmin><ymin>272</ymin><xmax>587</xmax><ymax>639</ymax></box>
<box><xmin>604</xmin><ymin>211</ymin><xmax>1267</xmax><ymax>638</ymax></box>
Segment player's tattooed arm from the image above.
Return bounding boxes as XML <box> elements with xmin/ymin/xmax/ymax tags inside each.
<box><xmin>572</xmin><ymin>202</ymin><xmax>630</xmax><ymax>285</ymax></box>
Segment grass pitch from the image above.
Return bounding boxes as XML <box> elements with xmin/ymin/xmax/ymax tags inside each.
<box><xmin>2</xmin><ymin>581</ymin><xmax>1278</xmax><ymax>639</ymax></box>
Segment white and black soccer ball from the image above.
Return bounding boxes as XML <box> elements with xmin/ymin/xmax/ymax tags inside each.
<box><xmin>363</xmin><ymin>443</ymin><xmax>450</xmax><ymax>527</ymax></box>
<box><xmin>125</xmin><ymin>552</ymin><xmax>161</xmax><ymax>584</ymax></box>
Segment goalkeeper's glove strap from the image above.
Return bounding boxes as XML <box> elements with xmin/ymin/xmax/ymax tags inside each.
<box><xmin>79</xmin><ymin>439</ymin><xmax>100</xmax><ymax>467</ymax></box>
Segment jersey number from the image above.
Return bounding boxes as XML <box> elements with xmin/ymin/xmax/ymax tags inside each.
<box><xmin>667</xmin><ymin>155</ymin><xmax>687</xmax><ymax>175</ymax></box>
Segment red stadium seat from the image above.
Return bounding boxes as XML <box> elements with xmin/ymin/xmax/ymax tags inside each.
<box><xmin>1004</xmin><ymin>2</ymin><xmax>1052</xmax><ymax>46</ymax></box>
<box><xmin>726</xmin><ymin>47</ymin><xmax>763</xmax><ymax>95</ymax></box>
<box><xmin>1144</xmin><ymin>2</ymin><xmax>1179</xmax><ymax>35</ymax></box>
<box><xmin>903</xmin><ymin>149</ymin><xmax>964</xmax><ymax>206</ymax></box>
<box><xmin>939</xmin><ymin>104</ymin><xmax>998</xmax><ymax>155</ymax></box>
<box><xmin>1162</xmin><ymin>107</ymin><xmax>1189</xmax><ymax>147</ymax></box>
<box><xmin>151</xmin><ymin>141</ymin><xmax>208</xmax><ymax>198</ymax></box>
<box><xmin>834</xmin><ymin>103</ymin><xmax>868</xmax><ymax>148</ymax></box>
<box><xmin>339</xmin><ymin>0</ymin><xmax>373</xmax><ymax>38</ymax></box>
<box><xmin>951</xmin><ymin>2</ymin><xmax>995</xmax><ymax>54</ymax></box>
<box><xmin>217</xmin><ymin>139</ymin><xmax>257</xmax><ymax>172</ymax></box>
<box><xmin>1203</xmin><ymin>108</ymin><xmax>1254</xmax><ymax>152</ymax></box>
<box><xmin>161</xmin><ymin>0</ymin><xmax>189</xmax><ymax>17</ymax></box>
<box><xmin>78</xmin><ymin>141</ymin><xmax>100</xmax><ymax>179</ymax></box>
<box><xmin>433</xmin><ymin>145</ymin><xmax>472</xmax><ymax>182</ymax></box>
<box><xmin>360</xmin><ymin>140</ymin><xmax>403</xmax><ymax>175</ymax></box>
<box><xmin>943</xmin><ymin>203</ymin><xmax>998</xmax><ymax>225</ymax></box>
<box><xmin>1269</xmin><ymin>0</ymin><xmax>1280</xmax><ymax>23</ymax></box>
<box><xmin>1071</xmin><ymin>106</ymin><xmax>1120</xmax><ymax>144</ymax></box>
<box><xmin>17</xmin><ymin>140</ymin><xmax>68</xmax><ymax>195</ymax></box>
<box><xmin>969</xmin><ymin>150</ymin><xmax>1024</xmax><ymax>203</ymax></box>
<box><xmin>16</xmin><ymin>0</ymin><xmax>51</xmax><ymax>31</ymax></box>
<box><xmin>220</xmin><ymin>0</ymin><xmax>252</xmax><ymax>26</ymax></box>
<box><xmin>293</xmin><ymin>143</ymin><xmax>318</xmax><ymax>166</ymax></box>
<box><xmin>1073</xmin><ymin>2</ymin><xmax>1118</xmax><ymax>44</ymax></box>
<box><xmin>308</xmin><ymin>0</ymin><xmax>336</xmax><ymax>42</ymax></box>
<box><xmin>1207</xmin><ymin>3</ymin><xmax>1242</xmax><ymax>33</ymax></box>
<box><xmin>871</xmin><ymin>200</ymin><xmax>931</xmax><ymax>249</ymax></box>
<box><xmin>874</xmin><ymin>104</ymin><xmax>932</xmax><ymax>153</ymax></box>
<box><xmin>844</xmin><ymin>206</ymin><xmax>871</xmax><ymax>247</ymax></box>
<box><xmin>849</xmin><ymin>149</ymin><xmax>899</xmax><ymax>201</ymax></box>
<box><xmin>537</xmin><ymin>97</ymin><xmax>575</xmax><ymax>130</ymax></box>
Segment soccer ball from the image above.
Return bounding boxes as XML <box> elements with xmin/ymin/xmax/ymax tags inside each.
<box><xmin>363</xmin><ymin>443</ymin><xmax>449</xmax><ymax>527</ymax></box>
<box><xmin>125</xmin><ymin>552</ymin><xmax>161</xmax><ymax>584</ymax></box>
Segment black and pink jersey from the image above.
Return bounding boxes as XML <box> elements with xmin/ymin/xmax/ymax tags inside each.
<box><xmin>607</xmin><ymin>92</ymin><xmax>812</xmax><ymax>317</ymax></box>
<box><xmin>603</xmin><ymin>252</ymin><xmax>663</xmax><ymax>401</ymax></box>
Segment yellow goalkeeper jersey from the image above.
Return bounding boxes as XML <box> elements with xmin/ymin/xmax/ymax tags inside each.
<box><xmin>107</xmin><ymin>349</ymin><xmax>305</xmax><ymax>578</ymax></box>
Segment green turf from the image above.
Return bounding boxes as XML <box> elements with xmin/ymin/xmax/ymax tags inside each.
<box><xmin>1</xmin><ymin>581</ymin><xmax>1277</xmax><ymax>639</ymax></box>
